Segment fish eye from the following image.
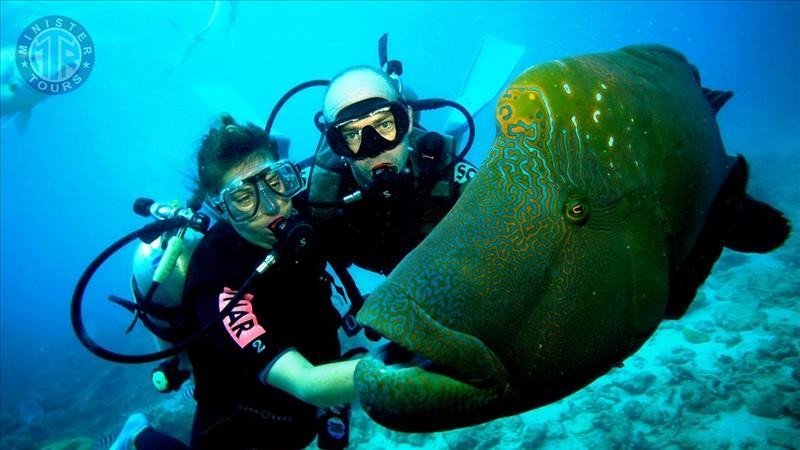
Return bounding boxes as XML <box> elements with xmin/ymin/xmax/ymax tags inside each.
<box><xmin>564</xmin><ymin>198</ymin><xmax>589</xmax><ymax>224</ymax></box>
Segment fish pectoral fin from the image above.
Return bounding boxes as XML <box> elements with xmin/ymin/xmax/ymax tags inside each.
<box><xmin>665</xmin><ymin>154</ymin><xmax>791</xmax><ymax>319</ymax></box>
<box><xmin>721</xmin><ymin>155</ymin><xmax>791</xmax><ymax>253</ymax></box>
<box><xmin>725</xmin><ymin>194</ymin><xmax>791</xmax><ymax>253</ymax></box>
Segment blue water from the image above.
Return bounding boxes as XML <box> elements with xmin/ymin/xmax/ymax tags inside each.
<box><xmin>1</xmin><ymin>1</ymin><xmax>798</xmax><ymax>449</ymax></box>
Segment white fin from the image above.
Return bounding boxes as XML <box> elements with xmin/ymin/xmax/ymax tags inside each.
<box><xmin>444</xmin><ymin>35</ymin><xmax>525</xmax><ymax>137</ymax></box>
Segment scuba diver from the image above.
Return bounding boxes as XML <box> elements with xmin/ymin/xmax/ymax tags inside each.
<box><xmin>87</xmin><ymin>33</ymin><xmax>515</xmax><ymax>448</ymax></box>
<box><xmin>107</xmin><ymin>115</ymin><xmax>356</xmax><ymax>450</ymax></box>
<box><xmin>290</xmin><ymin>33</ymin><xmax>523</xmax><ymax>278</ymax></box>
<box><xmin>302</xmin><ymin>65</ymin><xmax>478</xmax><ymax>275</ymax></box>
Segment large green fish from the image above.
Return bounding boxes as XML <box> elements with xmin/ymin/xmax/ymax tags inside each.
<box><xmin>353</xmin><ymin>45</ymin><xmax>790</xmax><ymax>431</ymax></box>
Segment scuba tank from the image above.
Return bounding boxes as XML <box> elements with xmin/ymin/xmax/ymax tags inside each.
<box><xmin>131</xmin><ymin>229</ymin><xmax>203</xmax><ymax>321</ymax></box>
<box><xmin>132</xmin><ymin>228</ymin><xmax>203</xmax><ymax>393</ymax></box>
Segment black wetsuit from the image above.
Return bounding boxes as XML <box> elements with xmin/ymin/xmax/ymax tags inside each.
<box><xmin>149</xmin><ymin>221</ymin><xmax>341</xmax><ymax>450</ymax></box>
<box><xmin>304</xmin><ymin>130</ymin><xmax>471</xmax><ymax>276</ymax></box>
<box><xmin>310</xmin><ymin>169</ymin><xmax>457</xmax><ymax>275</ymax></box>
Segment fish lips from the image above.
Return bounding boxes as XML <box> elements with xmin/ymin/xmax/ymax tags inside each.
<box><xmin>357</xmin><ymin>290</ymin><xmax>509</xmax><ymax>391</ymax></box>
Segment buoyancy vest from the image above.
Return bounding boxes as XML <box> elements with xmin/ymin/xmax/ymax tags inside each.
<box><xmin>306</xmin><ymin>127</ymin><xmax>473</xmax><ymax>222</ymax></box>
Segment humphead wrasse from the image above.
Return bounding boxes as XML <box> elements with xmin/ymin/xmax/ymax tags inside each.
<box><xmin>353</xmin><ymin>45</ymin><xmax>791</xmax><ymax>431</ymax></box>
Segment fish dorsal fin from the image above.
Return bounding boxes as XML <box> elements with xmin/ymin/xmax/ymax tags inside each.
<box><xmin>701</xmin><ymin>87</ymin><xmax>734</xmax><ymax>115</ymax></box>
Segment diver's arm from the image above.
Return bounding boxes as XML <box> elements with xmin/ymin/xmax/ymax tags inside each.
<box><xmin>262</xmin><ymin>349</ymin><xmax>358</xmax><ymax>408</ymax></box>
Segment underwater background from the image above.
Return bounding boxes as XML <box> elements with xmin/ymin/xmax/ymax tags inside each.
<box><xmin>1</xmin><ymin>1</ymin><xmax>798</xmax><ymax>449</ymax></box>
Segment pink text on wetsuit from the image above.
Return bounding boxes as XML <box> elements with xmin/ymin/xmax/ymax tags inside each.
<box><xmin>218</xmin><ymin>287</ymin><xmax>267</xmax><ymax>349</ymax></box>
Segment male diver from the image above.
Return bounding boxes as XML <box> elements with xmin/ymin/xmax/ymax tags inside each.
<box><xmin>303</xmin><ymin>66</ymin><xmax>477</xmax><ymax>275</ymax></box>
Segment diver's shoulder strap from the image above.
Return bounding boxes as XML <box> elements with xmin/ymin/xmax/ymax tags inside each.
<box><xmin>314</xmin><ymin>143</ymin><xmax>350</xmax><ymax>173</ymax></box>
<box><xmin>409</xmin><ymin>129</ymin><xmax>474</xmax><ymax>199</ymax></box>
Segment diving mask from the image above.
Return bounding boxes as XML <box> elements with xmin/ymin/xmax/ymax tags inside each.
<box><xmin>207</xmin><ymin>160</ymin><xmax>304</xmax><ymax>223</ymax></box>
<box><xmin>325</xmin><ymin>98</ymin><xmax>410</xmax><ymax>160</ymax></box>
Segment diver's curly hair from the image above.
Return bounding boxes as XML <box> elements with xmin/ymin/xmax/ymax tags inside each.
<box><xmin>189</xmin><ymin>114</ymin><xmax>278</xmax><ymax>210</ymax></box>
